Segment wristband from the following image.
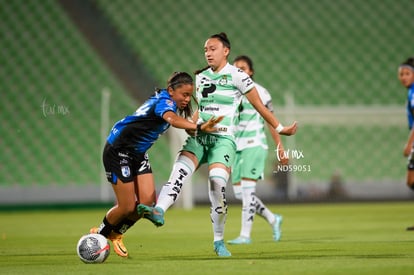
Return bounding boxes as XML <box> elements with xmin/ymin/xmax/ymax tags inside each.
<box><xmin>196</xmin><ymin>123</ymin><xmax>202</xmax><ymax>133</ymax></box>
<box><xmin>275</xmin><ymin>123</ymin><xmax>284</xmax><ymax>133</ymax></box>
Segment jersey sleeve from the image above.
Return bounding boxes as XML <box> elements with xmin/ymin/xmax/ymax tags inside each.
<box><xmin>154</xmin><ymin>95</ymin><xmax>177</xmax><ymax>118</ymax></box>
<box><xmin>259</xmin><ymin>86</ymin><xmax>274</xmax><ymax>112</ymax></box>
<box><xmin>233</xmin><ymin>68</ymin><xmax>255</xmax><ymax>95</ymax></box>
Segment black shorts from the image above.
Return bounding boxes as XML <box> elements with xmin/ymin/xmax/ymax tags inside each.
<box><xmin>103</xmin><ymin>143</ymin><xmax>152</xmax><ymax>184</ymax></box>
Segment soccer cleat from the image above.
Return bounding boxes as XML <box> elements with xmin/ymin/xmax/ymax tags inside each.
<box><xmin>406</xmin><ymin>226</ymin><xmax>414</xmax><ymax>231</ymax></box>
<box><xmin>137</xmin><ymin>204</ymin><xmax>165</xmax><ymax>227</ymax></box>
<box><xmin>213</xmin><ymin>240</ymin><xmax>232</xmax><ymax>257</ymax></box>
<box><xmin>108</xmin><ymin>231</ymin><xmax>128</xmax><ymax>257</ymax></box>
<box><xmin>90</xmin><ymin>226</ymin><xmax>128</xmax><ymax>257</ymax></box>
<box><xmin>272</xmin><ymin>214</ymin><xmax>283</xmax><ymax>241</ymax></box>
<box><xmin>227</xmin><ymin>236</ymin><xmax>252</xmax><ymax>245</ymax></box>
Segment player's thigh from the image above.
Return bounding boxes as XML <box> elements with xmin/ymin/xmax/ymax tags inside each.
<box><xmin>231</xmin><ymin>152</ymin><xmax>242</xmax><ymax>184</ymax></box>
<box><xmin>111</xmin><ymin>179</ymin><xmax>137</xmax><ymax>209</ymax></box>
<box><xmin>208</xmin><ymin>136</ymin><xmax>236</xmax><ymax>168</ymax></box>
<box><xmin>181</xmin><ymin>135</ymin><xmax>206</xmax><ymax>164</ymax></box>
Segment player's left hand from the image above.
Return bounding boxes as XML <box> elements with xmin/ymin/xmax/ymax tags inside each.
<box><xmin>277</xmin><ymin>145</ymin><xmax>289</xmax><ymax>165</ymax></box>
<box><xmin>200</xmin><ymin>116</ymin><xmax>224</xmax><ymax>133</ymax></box>
<box><xmin>280</xmin><ymin>121</ymin><xmax>298</xmax><ymax>136</ymax></box>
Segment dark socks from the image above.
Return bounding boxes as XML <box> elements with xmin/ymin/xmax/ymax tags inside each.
<box><xmin>113</xmin><ymin>218</ymin><xmax>137</xmax><ymax>234</ymax></box>
<box><xmin>98</xmin><ymin>216</ymin><xmax>115</xmax><ymax>237</ymax></box>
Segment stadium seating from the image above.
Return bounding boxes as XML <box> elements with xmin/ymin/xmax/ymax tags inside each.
<box><xmin>1</xmin><ymin>0</ymin><xmax>412</xmax><ymax>193</ymax></box>
<box><xmin>0</xmin><ymin>0</ymin><xmax>136</xmax><ymax>186</ymax></box>
<box><xmin>95</xmin><ymin>0</ymin><xmax>411</xmax><ymax>182</ymax></box>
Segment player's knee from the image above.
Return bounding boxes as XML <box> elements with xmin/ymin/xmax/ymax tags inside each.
<box><xmin>232</xmin><ymin>185</ymin><xmax>242</xmax><ymax>200</ymax></box>
<box><xmin>118</xmin><ymin>203</ymin><xmax>137</xmax><ymax>216</ymax></box>
<box><xmin>208</xmin><ymin>168</ymin><xmax>229</xmax><ymax>187</ymax></box>
<box><xmin>208</xmin><ymin>168</ymin><xmax>229</xmax><ymax>209</ymax></box>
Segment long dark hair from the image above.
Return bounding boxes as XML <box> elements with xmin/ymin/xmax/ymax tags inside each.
<box><xmin>233</xmin><ymin>55</ymin><xmax>254</xmax><ymax>79</ymax></box>
<box><xmin>401</xmin><ymin>57</ymin><xmax>414</xmax><ymax>68</ymax></box>
<box><xmin>165</xmin><ymin>71</ymin><xmax>196</xmax><ymax>118</ymax></box>
<box><xmin>194</xmin><ymin>32</ymin><xmax>231</xmax><ymax>75</ymax></box>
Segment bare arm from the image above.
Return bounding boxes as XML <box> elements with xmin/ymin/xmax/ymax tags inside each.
<box><xmin>163</xmin><ymin>111</ymin><xmax>196</xmax><ymax>130</ymax></box>
<box><xmin>267</xmin><ymin>122</ymin><xmax>289</xmax><ymax>165</ymax></box>
<box><xmin>404</xmin><ymin>128</ymin><xmax>414</xmax><ymax>156</ymax></box>
<box><xmin>162</xmin><ymin>111</ymin><xmax>223</xmax><ymax>133</ymax></box>
<box><xmin>245</xmin><ymin>87</ymin><xmax>297</xmax><ymax>136</ymax></box>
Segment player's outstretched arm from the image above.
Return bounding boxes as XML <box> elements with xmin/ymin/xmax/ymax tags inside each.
<box><xmin>245</xmin><ymin>87</ymin><xmax>297</xmax><ymax>136</ymax></box>
<box><xmin>163</xmin><ymin>111</ymin><xmax>223</xmax><ymax>134</ymax></box>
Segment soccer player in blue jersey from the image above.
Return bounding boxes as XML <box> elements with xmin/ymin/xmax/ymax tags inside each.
<box><xmin>90</xmin><ymin>72</ymin><xmax>222</xmax><ymax>257</ymax></box>
<box><xmin>398</xmin><ymin>57</ymin><xmax>414</xmax><ymax>231</ymax></box>
<box><xmin>138</xmin><ymin>33</ymin><xmax>297</xmax><ymax>257</ymax></box>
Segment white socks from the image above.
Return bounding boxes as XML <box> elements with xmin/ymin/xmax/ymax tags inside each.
<box><xmin>240</xmin><ymin>180</ymin><xmax>256</xmax><ymax>238</ymax></box>
<box><xmin>232</xmin><ymin>184</ymin><xmax>243</xmax><ymax>200</ymax></box>
<box><xmin>208</xmin><ymin>168</ymin><xmax>230</xmax><ymax>242</ymax></box>
<box><xmin>156</xmin><ymin>155</ymin><xmax>195</xmax><ymax>211</ymax></box>
<box><xmin>234</xmin><ymin>179</ymin><xmax>276</xmax><ymax>238</ymax></box>
<box><xmin>255</xmin><ymin>195</ymin><xmax>276</xmax><ymax>225</ymax></box>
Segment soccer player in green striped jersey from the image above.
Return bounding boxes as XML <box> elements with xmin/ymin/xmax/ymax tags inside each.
<box><xmin>138</xmin><ymin>32</ymin><xmax>297</xmax><ymax>257</ymax></box>
<box><xmin>227</xmin><ymin>55</ymin><xmax>287</xmax><ymax>245</ymax></box>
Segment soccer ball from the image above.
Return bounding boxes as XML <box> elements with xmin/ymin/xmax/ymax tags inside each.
<box><xmin>76</xmin><ymin>233</ymin><xmax>110</xmax><ymax>263</ymax></box>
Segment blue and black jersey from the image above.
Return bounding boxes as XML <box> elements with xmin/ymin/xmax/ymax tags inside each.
<box><xmin>407</xmin><ymin>83</ymin><xmax>414</xmax><ymax>130</ymax></box>
<box><xmin>107</xmin><ymin>89</ymin><xmax>177</xmax><ymax>154</ymax></box>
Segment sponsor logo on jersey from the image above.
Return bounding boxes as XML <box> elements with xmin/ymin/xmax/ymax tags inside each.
<box><xmin>218</xmin><ymin>127</ymin><xmax>227</xmax><ymax>132</ymax></box>
<box><xmin>200</xmin><ymin>106</ymin><xmax>220</xmax><ymax>112</ymax></box>
<box><xmin>200</xmin><ymin>83</ymin><xmax>216</xmax><ymax>98</ymax></box>
<box><xmin>165</xmin><ymin>99</ymin><xmax>174</xmax><ymax>107</ymax></box>
<box><xmin>118</xmin><ymin>152</ymin><xmax>129</xmax><ymax>158</ymax></box>
<box><xmin>242</xmin><ymin>76</ymin><xmax>253</xmax><ymax>87</ymax></box>
<box><xmin>120</xmin><ymin>159</ymin><xmax>129</xmax><ymax>165</ymax></box>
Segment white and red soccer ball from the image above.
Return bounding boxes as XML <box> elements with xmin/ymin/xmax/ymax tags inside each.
<box><xmin>76</xmin><ymin>233</ymin><xmax>110</xmax><ymax>263</ymax></box>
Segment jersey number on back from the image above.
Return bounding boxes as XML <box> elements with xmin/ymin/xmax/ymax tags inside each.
<box><xmin>134</xmin><ymin>103</ymin><xmax>151</xmax><ymax>117</ymax></box>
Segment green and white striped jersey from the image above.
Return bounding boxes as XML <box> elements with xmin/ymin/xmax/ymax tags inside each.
<box><xmin>235</xmin><ymin>82</ymin><xmax>274</xmax><ymax>151</ymax></box>
<box><xmin>196</xmin><ymin>63</ymin><xmax>254</xmax><ymax>137</ymax></box>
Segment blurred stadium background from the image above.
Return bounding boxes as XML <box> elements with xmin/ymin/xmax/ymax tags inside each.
<box><xmin>1</xmin><ymin>0</ymin><xmax>413</xmax><ymax>206</ymax></box>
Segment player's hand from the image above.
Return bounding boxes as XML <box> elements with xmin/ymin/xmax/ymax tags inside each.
<box><xmin>200</xmin><ymin>116</ymin><xmax>224</xmax><ymax>133</ymax></box>
<box><xmin>277</xmin><ymin>144</ymin><xmax>289</xmax><ymax>165</ymax></box>
<box><xmin>279</xmin><ymin>121</ymin><xmax>298</xmax><ymax>136</ymax></box>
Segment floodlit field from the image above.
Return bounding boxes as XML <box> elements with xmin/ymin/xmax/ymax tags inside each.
<box><xmin>1</xmin><ymin>202</ymin><xmax>413</xmax><ymax>274</ymax></box>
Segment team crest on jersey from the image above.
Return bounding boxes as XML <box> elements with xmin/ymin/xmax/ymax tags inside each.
<box><xmin>218</xmin><ymin>76</ymin><xmax>228</xmax><ymax>86</ymax></box>
<box><xmin>121</xmin><ymin>166</ymin><xmax>131</xmax><ymax>178</ymax></box>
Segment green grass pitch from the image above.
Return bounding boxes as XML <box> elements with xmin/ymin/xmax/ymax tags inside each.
<box><xmin>1</xmin><ymin>201</ymin><xmax>413</xmax><ymax>274</ymax></box>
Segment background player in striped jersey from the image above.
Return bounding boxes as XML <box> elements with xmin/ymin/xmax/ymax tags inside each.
<box><xmin>398</xmin><ymin>57</ymin><xmax>414</xmax><ymax>231</ymax></box>
<box><xmin>90</xmin><ymin>72</ymin><xmax>222</xmax><ymax>257</ymax></box>
<box><xmin>139</xmin><ymin>32</ymin><xmax>297</xmax><ymax>257</ymax></box>
<box><xmin>227</xmin><ymin>55</ymin><xmax>288</xmax><ymax>245</ymax></box>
